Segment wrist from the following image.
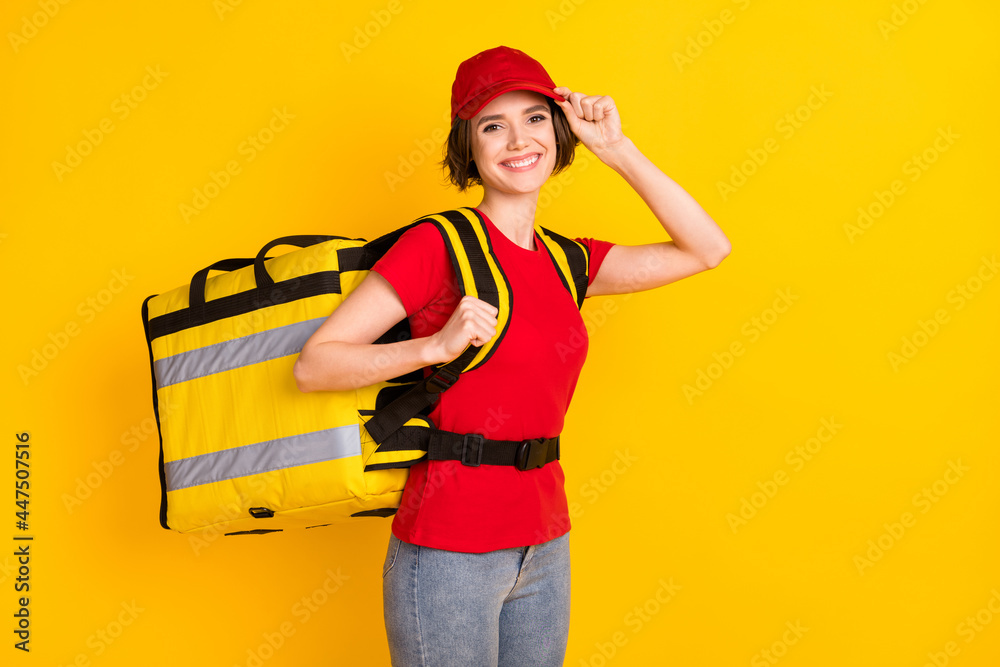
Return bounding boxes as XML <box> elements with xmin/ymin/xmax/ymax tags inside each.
<box><xmin>594</xmin><ymin>136</ymin><xmax>635</xmax><ymax>171</ymax></box>
<box><xmin>419</xmin><ymin>333</ymin><xmax>445</xmax><ymax>367</ymax></box>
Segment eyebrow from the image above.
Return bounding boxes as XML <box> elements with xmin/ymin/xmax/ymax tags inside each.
<box><xmin>477</xmin><ymin>104</ymin><xmax>550</xmax><ymax>128</ymax></box>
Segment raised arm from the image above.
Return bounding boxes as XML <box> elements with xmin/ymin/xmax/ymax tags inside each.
<box><xmin>553</xmin><ymin>86</ymin><xmax>731</xmax><ymax>297</ymax></box>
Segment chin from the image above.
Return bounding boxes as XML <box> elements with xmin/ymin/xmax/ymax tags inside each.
<box><xmin>495</xmin><ymin>163</ymin><xmax>556</xmax><ymax>191</ymax></box>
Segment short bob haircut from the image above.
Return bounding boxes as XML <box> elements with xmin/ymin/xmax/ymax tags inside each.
<box><xmin>440</xmin><ymin>97</ymin><xmax>580</xmax><ymax>193</ymax></box>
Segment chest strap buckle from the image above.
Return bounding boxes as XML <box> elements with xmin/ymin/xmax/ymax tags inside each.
<box><xmin>515</xmin><ymin>438</ymin><xmax>553</xmax><ymax>471</ymax></box>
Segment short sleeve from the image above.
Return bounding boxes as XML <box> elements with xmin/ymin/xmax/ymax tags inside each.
<box><xmin>574</xmin><ymin>237</ymin><xmax>616</xmax><ymax>288</ymax></box>
<box><xmin>371</xmin><ymin>222</ymin><xmax>455</xmax><ymax>317</ymax></box>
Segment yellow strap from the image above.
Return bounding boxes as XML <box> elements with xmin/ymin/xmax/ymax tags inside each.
<box><xmin>419</xmin><ymin>209</ymin><xmax>513</xmax><ymax>373</ymax></box>
<box><xmin>535</xmin><ymin>226</ymin><xmax>587</xmax><ymax>306</ymax></box>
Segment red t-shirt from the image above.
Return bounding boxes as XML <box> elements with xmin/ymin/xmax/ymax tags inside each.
<box><xmin>370</xmin><ymin>208</ymin><xmax>614</xmax><ymax>553</ymax></box>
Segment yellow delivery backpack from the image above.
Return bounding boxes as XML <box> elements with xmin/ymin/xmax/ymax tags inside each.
<box><xmin>141</xmin><ymin>207</ymin><xmax>592</xmax><ymax>536</ymax></box>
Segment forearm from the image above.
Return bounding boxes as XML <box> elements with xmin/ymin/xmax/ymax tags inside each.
<box><xmin>293</xmin><ymin>336</ymin><xmax>440</xmax><ymax>393</ymax></box>
<box><xmin>598</xmin><ymin>138</ymin><xmax>731</xmax><ymax>266</ymax></box>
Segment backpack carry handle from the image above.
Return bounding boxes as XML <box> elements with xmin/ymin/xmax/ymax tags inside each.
<box><xmin>254</xmin><ymin>235</ymin><xmax>343</xmax><ymax>289</ymax></box>
<box><xmin>189</xmin><ymin>258</ymin><xmax>257</xmax><ymax>308</ymax></box>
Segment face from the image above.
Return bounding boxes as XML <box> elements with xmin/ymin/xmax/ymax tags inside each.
<box><xmin>469</xmin><ymin>89</ymin><xmax>557</xmax><ymax>196</ymax></box>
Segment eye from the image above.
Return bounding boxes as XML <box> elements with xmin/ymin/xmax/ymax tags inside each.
<box><xmin>482</xmin><ymin>115</ymin><xmax>548</xmax><ymax>134</ymax></box>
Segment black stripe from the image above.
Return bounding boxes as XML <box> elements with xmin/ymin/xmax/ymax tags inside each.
<box><xmin>146</xmin><ymin>271</ymin><xmax>341</xmax><ymax>341</ymax></box>
<box><xmin>539</xmin><ymin>238</ymin><xmax>574</xmax><ymax>303</ymax></box>
<box><xmin>363</xmin><ymin>425</ymin><xmax>561</xmax><ymax>470</ymax></box>
<box><xmin>363</xmin><ymin>459</ymin><xmax>425</xmax><ymax>472</ymax></box>
<box><xmin>370</xmin><ymin>425</ymin><xmax>431</xmax><ymax>453</ymax></box>
<box><xmin>254</xmin><ymin>235</ymin><xmax>344</xmax><ymax>288</ymax></box>
<box><xmin>540</xmin><ymin>226</ymin><xmax>590</xmax><ymax>309</ymax></box>
<box><xmin>336</xmin><ymin>246</ymin><xmax>368</xmax><ymax>272</ymax></box>
<box><xmin>420</xmin><ymin>215</ymin><xmax>483</xmax><ymax>376</ymax></box>
<box><xmin>460</xmin><ymin>207</ymin><xmax>514</xmax><ymax>370</ymax></box>
<box><xmin>351</xmin><ymin>508</ymin><xmax>398</xmax><ymax>517</ymax></box>
<box><xmin>141</xmin><ymin>295</ymin><xmax>171</xmax><ymax>530</ymax></box>
<box><xmin>442</xmin><ymin>209</ymin><xmax>500</xmax><ymax>306</ymax></box>
<box><xmin>190</xmin><ymin>258</ymin><xmax>257</xmax><ymax>308</ymax></box>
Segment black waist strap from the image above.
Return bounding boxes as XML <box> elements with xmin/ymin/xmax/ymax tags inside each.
<box><xmin>366</xmin><ymin>426</ymin><xmax>559</xmax><ymax>472</ymax></box>
<box><xmin>428</xmin><ymin>432</ymin><xmax>559</xmax><ymax>470</ymax></box>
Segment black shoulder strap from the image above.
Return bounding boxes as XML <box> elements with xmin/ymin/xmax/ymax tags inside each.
<box><xmin>361</xmin><ymin>208</ymin><xmax>514</xmax><ymax>444</ymax></box>
<box><xmin>537</xmin><ymin>225</ymin><xmax>591</xmax><ymax>309</ymax></box>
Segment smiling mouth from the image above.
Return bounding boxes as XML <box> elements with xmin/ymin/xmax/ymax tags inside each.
<box><xmin>500</xmin><ymin>154</ymin><xmax>540</xmax><ymax>169</ymax></box>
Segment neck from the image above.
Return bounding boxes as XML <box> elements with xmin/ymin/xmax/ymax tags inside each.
<box><xmin>475</xmin><ymin>191</ymin><xmax>539</xmax><ymax>251</ymax></box>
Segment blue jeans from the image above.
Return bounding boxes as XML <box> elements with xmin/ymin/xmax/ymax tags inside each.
<box><xmin>382</xmin><ymin>531</ymin><xmax>571</xmax><ymax>666</ymax></box>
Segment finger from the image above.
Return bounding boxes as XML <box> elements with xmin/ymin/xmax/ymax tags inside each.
<box><xmin>592</xmin><ymin>98</ymin><xmax>609</xmax><ymax>122</ymax></box>
<box><xmin>467</xmin><ymin>300</ymin><xmax>499</xmax><ymax>322</ymax></box>
<box><xmin>469</xmin><ymin>309</ymin><xmax>498</xmax><ymax>331</ymax></box>
<box><xmin>554</xmin><ymin>87</ymin><xmax>582</xmax><ymax>118</ymax></box>
<box><xmin>456</xmin><ymin>305</ymin><xmax>498</xmax><ymax>335</ymax></box>
<box><xmin>467</xmin><ymin>326</ymin><xmax>493</xmax><ymax>347</ymax></box>
<box><xmin>465</xmin><ymin>308</ymin><xmax>498</xmax><ymax>332</ymax></box>
<box><xmin>459</xmin><ymin>303</ymin><xmax>498</xmax><ymax>326</ymax></box>
<box><xmin>596</xmin><ymin>96</ymin><xmax>616</xmax><ymax>122</ymax></box>
<box><xmin>561</xmin><ymin>90</ymin><xmax>585</xmax><ymax>121</ymax></box>
<box><xmin>583</xmin><ymin>95</ymin><xmax>610</xmax><ymax>122</ymax></box>
<box><xmin>552</xmin><ymin>95</ymin><xmax>587</xmax><ymax>136</ymax></box>
<box><xmin>553</xmin><ymin>95</ymin><xmax>577</xmax><ymax>121</ymax></box>
<box><xmin>555</xmin><ymin>99</ymin><xmax>583</xmax><ymax>136</ymax></box>
<box><xmin>590</xmin><ymin>97</ymin><xmax>607</xmax><ymax>121</ymax></box>
<box><xmin>553</xmin><ymin>86</ymin><xmax>572</xmax><ymax>99</ymax></box>
<box><xmin>474</xmin><ymin>323</ymin><xmax>497</xmax><ymax>342</ymax></box>
<box><xmin>461</xmin><ymin>295</ymin><xmax>499</xmax><ymax>316</ymax></box>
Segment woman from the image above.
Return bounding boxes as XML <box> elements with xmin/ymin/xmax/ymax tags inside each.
<box><xmin>294</xmin><ymin>46</ymin><xmax>730</xmax><ymax>666</ymax></box>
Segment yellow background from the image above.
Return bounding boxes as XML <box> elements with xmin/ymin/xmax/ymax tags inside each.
<box><xmin>2</xmin><ymin>0</ymin><xmax>998</xmax><ymax>665</ymax></box>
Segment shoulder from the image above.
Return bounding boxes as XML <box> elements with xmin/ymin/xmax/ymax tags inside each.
<box><xmin>398</xmin><ymin>219</ymin><xmax>447</xmax><ymax>245</ymax></box>
<box><xmin>374</xmin><ymin>220</ymin><xmax>449</xmax><ymax>266</ymax></box>
<box><xmin>573</xmin><ymin>237</ymin><xmax>615</xmax><ymax>253</ymax></box>
<box><xmin>571</xmin><ymin>236</ymin><xmax>616</xmax><ymax>264</ymax></box>
<box><xmin>370</xmin><ymin>218</ymin><xmax>458</xmax><ymax>314</ymax></box>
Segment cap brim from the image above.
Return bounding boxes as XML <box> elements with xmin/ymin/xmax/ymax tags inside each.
<box><xmin>456</xmin><ymin>82</ymin><xmax>566</xmax><ymax>121</ymax></box>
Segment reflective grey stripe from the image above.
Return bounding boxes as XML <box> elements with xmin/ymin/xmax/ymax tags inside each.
<box><xmin>164</xmin><ymin>425</ymin><xmax>361</xmax><ymax>492</ymax></box>
<box><xmin>154</xmin><ymin>317</ymin><xmax>326</xmax><ymax>388</ymax></box>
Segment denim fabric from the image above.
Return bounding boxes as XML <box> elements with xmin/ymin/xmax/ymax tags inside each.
<box><xmin>382</xmin><ymin>531</ymin><xmax>571</xmax><ymax>666</ymax></box>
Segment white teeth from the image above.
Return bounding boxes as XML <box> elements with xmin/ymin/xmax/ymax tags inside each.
<box><xmin>502</xmin><ymin>154</ymin><xmax>538</xmax><ymax>168</ymax></box>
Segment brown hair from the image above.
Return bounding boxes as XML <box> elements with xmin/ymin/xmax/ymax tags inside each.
<box><xmin>439</xmin><ymin>98</ymin><xmax>580</xmax><ymax>193</ymax></box>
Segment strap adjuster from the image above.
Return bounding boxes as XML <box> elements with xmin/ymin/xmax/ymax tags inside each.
<box><xmin>515</xmin><ymin>438</ymin><xmax>549</xmax><ymax>471</ymax></box>
<box><xmin>424</xmin><ymin>366</ymin><xmax>459</xmax><ymax>394</ymax></box>
<box><xmin>461</xmin><ymin>433</ymin><xmax>484</xmax><ymax>467</ymax></box>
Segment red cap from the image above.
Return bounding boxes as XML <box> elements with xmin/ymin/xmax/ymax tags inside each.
<box><xmin>450</xmin><ymin>46</ymin><xmax>565</xmax><ymax>124</ymax></box>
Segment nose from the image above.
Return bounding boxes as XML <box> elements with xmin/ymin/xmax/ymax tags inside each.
<box><xmin>506</xmin><ymin>123</ymin><xmax>529</xmax><ymax>150</ymax></box>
